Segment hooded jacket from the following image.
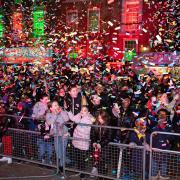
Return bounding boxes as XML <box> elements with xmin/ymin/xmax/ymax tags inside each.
<box><xmin>68</xmin><ymin>111</ymin><xmax>94</xmax><ymax>150</ymax></box>
<box><xmin>46</xmin><ymin>111</ymin><xmax>69</xmax><ymax>137</ymax></box>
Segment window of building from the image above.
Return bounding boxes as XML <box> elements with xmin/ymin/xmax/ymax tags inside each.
<box><xmin>122</xmin><ymin>0</ymin><xmax>142</xmax><ymax>32</ymax></box>
<box><xmin>126</xmin><ymin>1</ymin><xmax>139</xmax><ymax>31</ymax></box>
<box><xmin>33</xmin><ymin>7</ymin><xmax>45</xmax><ymax>38</ymax></box>
<box><xmin>125</xmin><ymin>40</ymin><xmax>136</xmax><ymax>51</ymax></box>
<box><xmin>13</xmin><ymin>12</ymin><xmax>23</xmax><ymax>35</ymax></box>
<box><xmin>88</xmin><ymin>8</ymin><xmax>100</xmax><ymax>32</ymax></box>
<box><xmin>66</xmin><ymin>10</ymin><xmax>78</xmax><ymax>30</ymax></box>
<box><xmin>0</xmin><ymin>14</ymin><xmax>3</xmax><ymax>38</ymax></box>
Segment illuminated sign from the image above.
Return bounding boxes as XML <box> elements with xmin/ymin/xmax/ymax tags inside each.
<box><xmin>1</xmin><ymin>47</ymin><xmax>53</xmax><ymax>63</ymax></box>
<box><xmin>2</xmin><ymin>47</ymin><xmax>52</xmax><ymax>58</ymax></box>
<box><xmin>15</xmin><ymin>0</ymin><xmax>22</xmax><ymax>4</ymax></box>
<box><xmin>124</xmin><ymin>50</ymin><xmax>136</xmax><ymax>61</ymax></box>
<box><xmin>33</xmin><ymin>8</ymin><xmax>45</xmax><ymax>37</ymax></box>
<box><xmin>0</xmin><ymin>14</ymin><xmax>3</xmax><ymax>38</ymax></box>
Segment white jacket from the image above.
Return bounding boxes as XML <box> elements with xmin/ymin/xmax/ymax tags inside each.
<box><xmin>46</xmin><ymin>111</ymin><xmax>69</xmax><ymax>137</ymax></box>
<box><xmin>68</xmin><ymin>112</ymin><xmax>93</xmax><ymax>150</ymax></box>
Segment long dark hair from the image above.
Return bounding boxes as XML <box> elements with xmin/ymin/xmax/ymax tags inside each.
<box><xmin>95</xmin><ymin>109</ymin><xmax>110</xmax><ymax>126</ymax></box>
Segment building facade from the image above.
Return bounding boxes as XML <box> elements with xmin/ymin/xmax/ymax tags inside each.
<box><xmin>0</xmin><ymin>0</ymin><xmax>151</xmax><ymax>62</ymax></box>
<box><xmin>59</xmin><ymin>0</ymin><xmax>150</xmax><ymax>59</ymax></box>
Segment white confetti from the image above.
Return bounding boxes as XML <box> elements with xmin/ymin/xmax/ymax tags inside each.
<box><xmin>108</xmin><ymin>21</ymin><xmax>114</xmax><ymax>26</ymax></box>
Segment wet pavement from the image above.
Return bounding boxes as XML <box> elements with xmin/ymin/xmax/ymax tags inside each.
<box><xmin>0</xmin><ymin>161</ymin><xmax>82</xmax><ymax>180</ymax></box>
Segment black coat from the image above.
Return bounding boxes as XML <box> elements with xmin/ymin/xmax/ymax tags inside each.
<box><xmin>90</xmin><ymin>123</ymin><xmax>112</xmax><ymax>147</ymax></box>
<box><xmin>65</xmin><ymin>93</ymin><xmax>82</xmax><ymax>115</ymax></box>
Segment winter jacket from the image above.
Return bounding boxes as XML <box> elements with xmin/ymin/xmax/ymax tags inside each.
<box><xmin>46</xmin><ymin>111</ymin><xmax>69</xmax><ymax>137</ymax></box>
<box><xmin>152</xmin><ymin>126</ymin><xmax>172</xmax><ymax>150</ymax></box>
<box><xmin>65</xmin><ymin>92</ymin><xmax>88</xmax><ymax>115</ymax></box>
<box><xmin>68</xmin><ymin>111</ymin><xmax>93</xmax><ymax>150</ymax></box>
<box><xmin>90</xmin><ymin>122</ymin><xmax>112</xmax><ymax>148</ymax></box>
<box><xmin>129</xmin><ymin>130</ymin><xmax>150</xmax><ymax>146</ymax></box>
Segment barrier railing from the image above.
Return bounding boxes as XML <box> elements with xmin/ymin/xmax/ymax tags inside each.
<box><xmin>63</xmin><ymin>123</ymin><xmax>146</xmax><ymax>180</ymax></box>
<box><xmin>1</xmin><ymin>114</ymin><xmax>180</xmax><ymax>180</ymax></box>
<box><xmin>149</xmin><ymin>131</ymin><xmax>180</xmax><ymax>180</ymax></box>
<box><xmin>0</xmin><ymin>114</ymin><xmax>59</xmax><ymax>179</ymax></box>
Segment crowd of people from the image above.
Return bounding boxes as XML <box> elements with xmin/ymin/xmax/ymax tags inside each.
<box><xmin>0</xmin><ymin>58</ymin><xmax>179</xmax><ymax>179</ymax></box>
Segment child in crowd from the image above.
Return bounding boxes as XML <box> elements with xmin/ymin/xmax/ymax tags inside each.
<box><xmin>45</xmin><ymin>101</ymin><xmax>70</xmax><ymax>173</ymax></box>
<box><xmin>32</xmin><ymin>94</ymin><xmax>53</xmax><ymax>164</ymax></box>
<box><xmin>68</xmin><ymin>106</ymin><xmax>94</xmax><ymax>179</ymax></box>
<box><xmin>90</xmin><ymin>110</ymin><xmax>112</xmax><ymax>177</ymax></box>
<box><xmin>32</xmin><ymin>94</ymin><xmax>50</xmax><ymax>123</ymax></box>
<box><xmin>65</xmin><ymin>84</ymin><xmax>87</xmax><ymax>115</ymax></box>
<box><xmin>128</xmin><ymin>117</ymin><xmax>150</xmax><ymax>179</ymax></box>
<box><xmin>151</xmin><ymin>109</ymin><xmax>172</xmax><ymax>180</ymax></box>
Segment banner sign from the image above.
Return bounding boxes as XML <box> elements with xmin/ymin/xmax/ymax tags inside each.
<box><xmin>0</xmin><ymin>47</ymin><xmax>53</xmax><ymax>63</ymax></box>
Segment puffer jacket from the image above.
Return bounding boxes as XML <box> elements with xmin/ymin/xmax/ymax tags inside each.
<box><xmin>46</xmin><ymin>111</ymin><xmax>69</xmax><ymax>137</ymax></box>
<box><xmin>68</xmin><ymin>111</ymin><xmax>94</xmax><ymax>150</ymax></box>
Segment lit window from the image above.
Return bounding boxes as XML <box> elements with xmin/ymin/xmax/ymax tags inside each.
<box><xmin>125</xmin><ymin>40</ymin><xmax>136</xmax><ymax>51</ymax></box>
<box><xmin>0</xmin><ymin>15</ymin><xmax>3</xmax><ymax>38</ymax></box>
<box><xmin>88</xmin><ymin>8</ymin><xmax>100</xmax><ymax>32</ymax></box>
<box><xmin>122</xmin><ymin>0</ymin><xmax>142</xmax><ymax>32</ymax></box>
<box><xmin>66</xmin><ymin>10</ymin><xmax>78</xmax><ymax>30</ymax></box>
<box><xmin>126</xmin><ymin>2</ymin><xmax>139</xmax><ymax>31</ymax></box>
<box><xmin>33</xmin><ymin>8</ymin><xmax>45</xmax><ymax>37</ymax></box>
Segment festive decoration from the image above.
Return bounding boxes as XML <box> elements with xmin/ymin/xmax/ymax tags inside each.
<box><xmin>0</xmin><ymin>14</ymin><xmax>3</xmax><ymax>38</ymax></box>
<box><xmin>92</xmin><ymin>144</ymin><xmax>101</xmax><ymax>163</ymax></box>
<box><xmin>33</xmin><ymin>6</ymin><xmax>45</xmax><ymax>38</ymax></box>
<box><xmin>123</xmin><ymin>49</ymin><xmax>136</xmax><ymax>62</ymax></box>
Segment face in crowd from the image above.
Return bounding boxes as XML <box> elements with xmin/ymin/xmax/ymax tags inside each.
<box><xmin>96</xmin><ymin>110</ymin><xmax>109</xmax><ymax>125</ymax></box>
<box><xmin>58</xmin><ymin>88</ymin><xmax>65</xmax><ymax>97</ymax></box>
<box><xmin>91</xmin><ymin>95</ymin><xmax>101</xmax><ymax>106</ymax></box>
<box><xmin>69</xmin><ymin>87</ymin><xmax>79</xmax><ymax>98</ymax></box>
<box><xmin>40</xmin><ymin>96</ymin><xmax>50</xmax><ymax>105</ymax></box>
<box><xmin>95</xmin><ymin>84</ymin><xmax>104</xmax><ymax>95</ymax></box>
<box><xmin>50</xmin><ymin>101</ymin><xmax>61</xmax><ymax>114</ymax></box>
<box><xmin>157</xmin><ymin>109</ymin><xmax>169</xmax><ymax>127</ymax></box>
<box><xmin>97</xmin><ymin>115</ymin><xmax>105</xmax><ymax>125</ymax></box>
<box><xmin>135</xmin><ymin>118</ymin><xmax>147</xmax><ymax>133</ymax></box>
<box><xmin>122</xmin><ymin>98</ymin><xmax>131</xmax><ymax>109</ymax></box>
<box><xmin>80</xmin><ymin>106</ymin><xmax>89</xmax><ymax>117</ymax></box>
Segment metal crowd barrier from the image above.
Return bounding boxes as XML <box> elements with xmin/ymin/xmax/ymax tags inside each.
<box><xmin>1</xmin><ymin>113</ymin><xmax>180</xmax><ymax>180</ymax></box>
<box><xmin>149</xmin><ymin>131</ymin><xmax>180</xmax><ymax>180</ymax></box>
<box><xmin>0</xmin><ymin>114</ymin><xmax>59</xmax><ymax>179</ymax></box>
<box><xmin>63</xmin><ymin>123</ymin><xmax>146</xmax><ymax>180</ymax></box>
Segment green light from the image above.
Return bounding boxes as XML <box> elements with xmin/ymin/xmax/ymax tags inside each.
<box><xmin>15</xmin><ymin>0</ymin><xmax>22</xmax><ymax>4</ymax></box>
<box><xmin>124</xmin><ymin>50</ymin><xmax>136</xmax><ymax>61</ymax></box>
<box><xmin>0</xmin><ymin>15</ymin><xmax>3</xmax><ymax>38</ymax></box>
<box><xmin>68</xmin><ymin>52</ymin><xmax>78</xmax><ymax>59</ymax></box>
<box><xmin>33</xmin><ymin>8</ymin><xmax>44</xmax><ymax>38</ymax></box>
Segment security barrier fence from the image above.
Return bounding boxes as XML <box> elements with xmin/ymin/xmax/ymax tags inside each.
<box><xmin>1</xmin><ymin>128</ymin><xmax>57</xmax><ymax>167</ymax></box>
<box><xmin>0</xmin><ymin>114</ymin><xmax>59</xmax><ymax>179</ymax></box>
<box><xmin>149</xmin><ymin>132</ymin><xmax>180</xmax><ymax>180</ymax></box>
<box><xmin>0</xmin><ymin>114</ymin><xmax>180</xmax><ymax>180</ymax></box>
<box><xmin>64</xmin><ymin>124</ymin><xmax>145</xmax><ymax>180</ymax></box>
